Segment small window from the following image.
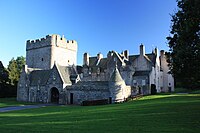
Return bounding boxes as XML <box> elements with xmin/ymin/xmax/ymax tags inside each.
<box><xmin>41</xmin><ymin>58</ymin><xmax>44</xmax><ymax>61</ymax></box>
<box><xmin>68</xmin><ymin>60</ymin><xmax>70</xmax><ymax>63</ymax></box>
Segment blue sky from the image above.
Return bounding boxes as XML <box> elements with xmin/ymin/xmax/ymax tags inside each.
<box><xmin>0</xmin><ymin>0</ymin><xmax>177</xmax><ymax>66</ymax></box>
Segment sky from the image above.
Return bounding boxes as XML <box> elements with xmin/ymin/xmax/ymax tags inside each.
<box><xmin>0</xmin><ymin>0</ymin><xmax>177</xmax><ymax>67</ymax></box>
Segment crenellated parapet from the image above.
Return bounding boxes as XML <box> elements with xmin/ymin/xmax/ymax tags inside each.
<box><xmin>26</xmin><ymin>34</ymin><xmax>77</xmax><ymax>51</ymax></box>
<box><xmin>26</xmin><ymin>35</ymin><xmax>52</xmax><ymax>51</ymax></box>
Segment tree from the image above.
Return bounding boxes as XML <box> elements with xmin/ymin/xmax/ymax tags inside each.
<box><xmin>7</xmin><ymin>56</ymin><xmax>25</xmax><ymax>86</ymax></box>
<box><xmin>167</xmin><ymin>0</ymin><xmax>200</xmax><ymax>89</ymax></box>
<box><xmin>0</xmin><ymin>61</ymin><xmax>9</xmax><ymax>84</ymax></box>
<box><xmin>8</xmin><ymin>58</ymin><xmax>18</xmax><ymax>85</ymax></box>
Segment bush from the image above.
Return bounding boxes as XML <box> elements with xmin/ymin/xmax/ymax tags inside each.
<box><xmin>82</xmin><ymin>99</ymin><xmax>108</xmax><ymax>106</ymax></box>
<box><xmin>0</xmin><ymin>84</ymin><xmax>17</xmax><ymax>98</ymax></box>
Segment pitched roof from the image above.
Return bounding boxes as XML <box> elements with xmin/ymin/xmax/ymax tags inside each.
<box><xmin>29</xmin><ymin>64</ymin><xmax>78</xmax><ymax>86</ymax></box>
<box><xmin>67</xmin><ymin>81</ymin><xmax>109</xmax><ymax>91</ymax></box>
<box><xmin>55</xmin><ymin>64</ymin><xmax>71</xmax><ymax>84</ymax></box>
<box><xmin>86</xmin><ymin>51</ymin><xmax>157</xmax><ymax>73</ymax></box>
<box><xmin>133</xmin><ymin>71</ymin><xmax>151</xmax><ymax>76</ymax></box>
<box><xmin>88</xmin><ymin>57</ymin><xmax>108</xmax><ymax>72</ymax></box>
<box><xmin>110</xmin><ymin>67</ymin><xmax>123</xmax><ymax>82</ymax></box>
<box><xmin>55</xmin><ymin>64</ymin><xmax>78</xmax><ymax>84</ymax></box>
<box><xmin>89</xmin><ymin>57</ymin><xmax>97</xmax><ymax>67</ymax></box>
<box><xmin>129</xmin><ymin>53</ymin><xmax>156</xmax><ymax>66</ymax></box>
<box><xmin>29</xmin><ymin>70</ymin><xmax>51</xmax><ymax>85</ymax></box>
<box><xmin>76</xmin><ymin>65</ymin><xmax>83</xmax><ymax>74</ymax></box>
<box><xmin>129</xmin><ymin>55</ymin><xmax>139</xmax><ymax>61</ymax></box>
<box><xmin>146</xmin><ymin>53</ymin><xmax>156</xmax><ymax>66</ymax></box>
<box><xmin>0</xmin><ymin>61</ymin><xmax>4</xmax><ymax>69</ymax></box>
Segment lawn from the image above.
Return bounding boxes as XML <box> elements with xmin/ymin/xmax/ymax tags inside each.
<box><xmin>0</xmin><ymin>94</ymin><xmax>200</xmax><ymax>133</ymax></box>
<box><xmin>0</xmin><ymin>98</ymin><xmax>36</xmax><ymax>108</ymax></box>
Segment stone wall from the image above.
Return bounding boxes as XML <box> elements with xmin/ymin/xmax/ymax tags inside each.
<box><xmin>66</xmin><ymin>81</ymin><xmax>110</xmax><ymax>105</ymax></box>
<box><xmin>160</xmin><ymin>50</ymin><xmax>174</xmax><ymax>92</ymax></box>
<box><xmin>17</xmin><ymin>68</ymin><xmax>28</xmax><ymax>102</ymax></box>
<box><xmin>132</xmin><ymin>75</ymin><xmax>150</xmax><ymax>95</ymax></box>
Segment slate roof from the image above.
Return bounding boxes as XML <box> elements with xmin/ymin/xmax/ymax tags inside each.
<box><xmin>146</xmin><ymin>53</ymin><xmax>156</xmax><ymax>66</ymax></box>
<box><xmin>56</xmin><ymin>64</ymin><xmax>72</xmax><ymax>84</ymax></box>
<box><xmin>89</xmin><ymin>57</ymin><xmax>108</xmax><ymax>72</ymax></box>
<box><xmin>129</xmin><ymin>55</ymin><xmax>139</xmax><ymax>61</ymax></box>
<box><xmin>76</xmin><ymin>65</ymin><xmax>83</xmax><ymax>74</ymax></box>
<box><xmin>75</xmin><ymin>81</ymin><xmax>109</xmax><ymax>86</ymax></box>
<box><xmin>133</xmin><ymin>71</ymin><xmax>151</xmax><ymax>76</ymax></box>
<box><xmin>29</xmin><ymin>70</ymin><xmax>51</xmax><ymax>85</ymax></box>
<box><xmin>67</xmin><ymin>81</ymin><xmax>109</xmax><ymax>91</ymax></box>
<box><xmin>86</xmin><ymin>52</ymin><xmax>157</xmax><ymax>73</ymax></box>
<box><xmin>0</xmin><ymin>61</ymin><xmax>4</xmax><ymax>69</ymax></box>
<box><xmin>110</xmin><ymin>67</ymin><xmax>123</xmax><ymax>82</ymax></box>
<box><xmin>29</xmin><ymin>64</ymin><xmax>78</xmax><ymax>86</ymax></box>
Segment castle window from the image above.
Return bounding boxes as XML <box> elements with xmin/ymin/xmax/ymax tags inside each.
<box><xmin>68</xmin><ymin>60</ymin><xmax>70</xmax><ymax>63</ymax></box>
<box><xmin>41</xmin><ymin>58</ymin><xmax>44</xmax><ymax>61</ymax></box>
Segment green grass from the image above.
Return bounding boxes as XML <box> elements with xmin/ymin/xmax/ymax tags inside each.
<box><xmin>173</xmin><ymin>87</ymin><xmax>200</xmax><ymax>94</ymax></box>
<box><xmin>0</xmin><ymin>98</ymin><xmax>35</xmax><ymax>108</ymax></box>
<box><xmin>0</xmin><ymin>94</ymin><xmax>200</xmax><ymax>133</ymax></box>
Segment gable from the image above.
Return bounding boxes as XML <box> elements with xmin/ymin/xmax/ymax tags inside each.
<box><xmin>132</xmin><ymin>55</ymin><xmax>152</xmax><ymax>71</ymax></box>
<box><xmin>47</xmin><ymin>66</ymin><xmax>64</xmax><ymax>85</ymax></box>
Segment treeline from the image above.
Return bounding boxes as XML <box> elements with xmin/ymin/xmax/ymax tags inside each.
<box><xmin>167</xmin><ymin>0</ymin><xmax>200</xmax><ymax>89</ymax></box>
<box><xmin>0</xmin><ymin>56</ymin><xmax>25</xmax><ymax>98</ymax></box>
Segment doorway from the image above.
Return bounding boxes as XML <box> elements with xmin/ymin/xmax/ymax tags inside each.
<box><xmin>151</xmin><ymin>84</ymin><xmax>157</xmax><ymax>95</ymax></box>
<box><xmin>51</xmin><ymin>87</ymin><xmax>59</xmax><ymax>103</ymax></box>
<box><xmin>70</xmin><ymin>93</ymin><xmax>73</xmax><ymax>104</ymax></box>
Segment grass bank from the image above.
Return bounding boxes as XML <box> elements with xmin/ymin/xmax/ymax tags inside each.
<box><xmin>0</xmin><ymin>94</ymin><xmax>200</xmax><ymax>133</ymax></box>
<box><xmin>0</xmin><ymin>98</ymin><xmax>35</xmax><ymax>108</ymax></box>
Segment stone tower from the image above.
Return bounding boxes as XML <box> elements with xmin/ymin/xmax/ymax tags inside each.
<box><xmin>109</xmin><ymin>66</ymin><xmax>126</xmax><ymax>103</ymax></box>
<box><xmin>26</xmin><ymin>34</ymin><xmax>78</xmax><ymax>70</ymax></box>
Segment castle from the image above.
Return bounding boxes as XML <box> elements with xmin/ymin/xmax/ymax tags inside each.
<box><xmin>17</xmin><ymin>34</ymin><xmax>174</xmax><ymax>105</ymax></box>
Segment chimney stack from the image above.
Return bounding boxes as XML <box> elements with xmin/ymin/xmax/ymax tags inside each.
<box><xmin>97</xmin><ymin>52</ymin><xmax>103</xmax><ymax>60</ymax></box>
<box><xmin>160</xmin><ymin>50</ymin><xmax>165</xmax><ymax>57</ymax></box>
<box><xmin>124</xmin><ymin>50</ymin><xmax>129</xmax><ymax>59</ymax></box>
<box><xmin>83</xmin><ymin>53</ymin><xmax>89</xmax><ymax>66</ymax></box>
<box><xmin>140</xmin><ymin>44</ymin><xmax>145</xmax><ymax>56</ymax></box>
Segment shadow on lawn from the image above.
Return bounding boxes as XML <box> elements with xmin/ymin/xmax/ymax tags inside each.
<box><xmin>0</xmin><ymin>94</ymin><xmax>200</xmax><ymax>133</ymax></box>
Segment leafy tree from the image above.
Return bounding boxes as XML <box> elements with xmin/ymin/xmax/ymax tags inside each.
<box><xmin>16</xmin><ymin>56</ymin><xmax>26</xmax><ymax>74</ymax></box>
<box><xmin>7</xmin><ymin>56</ymin><xmax>25</xmax><ymax>86</ymax></box>
<box><xmin>8</xmin><ymin>58</ymin><xmax>18</xmax><ymax>85</ymax></box>
<box><xmin>167</xmin><ymin>0</ymin><xmax>200</xmax><ymax>89</ymax></box>
<box><xmin>0</xmin><ymin>61</ymin><xmax>9</xmax><ymax>84</ymax></box>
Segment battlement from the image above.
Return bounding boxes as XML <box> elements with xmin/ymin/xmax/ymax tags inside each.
<box><xmin>26</xmin><ymin>34</ymin><xmax>77</xmax><ymax>51</ymax></box>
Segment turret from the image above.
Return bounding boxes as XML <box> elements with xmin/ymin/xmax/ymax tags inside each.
<box><xmin>109</xmin><ymin>66</ymin><xmax>126</xmax><ymax>103</ymax></box>
<box><xmin>110</xmin><ymin>67</ymin><xmax>123</xmax><ymax>82</ymax></box>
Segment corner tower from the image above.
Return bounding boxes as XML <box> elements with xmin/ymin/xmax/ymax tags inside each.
<box><xmin>26</xmin><ymin>34</ymin><xmax>78</xmax><ymax>70</ymax></box>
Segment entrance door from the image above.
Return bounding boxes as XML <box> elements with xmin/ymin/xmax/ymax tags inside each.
<box><xmin>151</xmin><ymin>84</ymin><xmax>157</xmax><ymax>95</ymax></box>
<box><xmin>70</xmin><ymin>93</ymin><xmax>73</xmax><ymax>104</ymax></box>
<box><xmin>51</xmin><ymin>87</ymin><xmax>59</xmax><ymax>103</ymax></box>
